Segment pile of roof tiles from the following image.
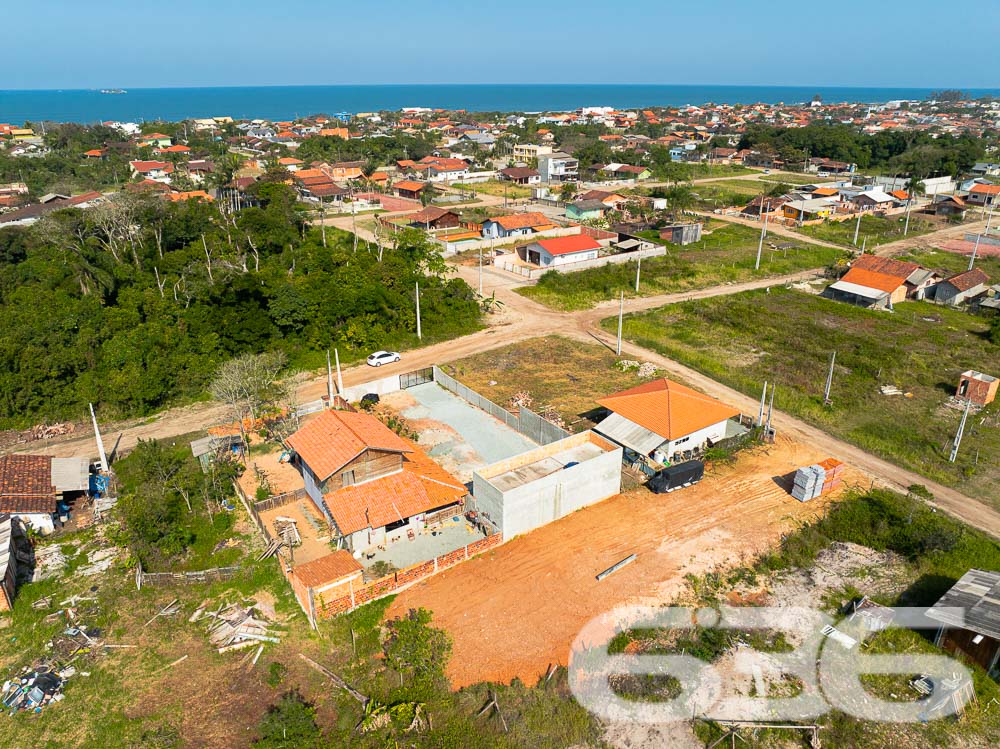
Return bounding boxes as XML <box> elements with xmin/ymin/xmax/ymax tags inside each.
<box><xmin>792</xmin><ymin>458</ymin><xmax>845</xmax><ymax>501</ymax></box>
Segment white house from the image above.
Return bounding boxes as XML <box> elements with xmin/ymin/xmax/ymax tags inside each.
<box><xmin>518</xmin><ymin>234</ymin><xmax>602</xmax><ymax>268</ymax></box>
<box><xmin>594</xmin><ymin>379</ymin><xmax>745</xmax><ymax>464</ymax></box>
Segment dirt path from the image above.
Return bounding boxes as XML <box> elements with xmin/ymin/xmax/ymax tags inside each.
<box><xmin>389</xmin><ymin>434</ymin><xmax>860</xmax><ymax>688</ymax></box>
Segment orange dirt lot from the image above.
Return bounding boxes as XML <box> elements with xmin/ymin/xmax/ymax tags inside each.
<box><xmin>387</xmin><ymin>434</ymin><xmax>865</xmax><ymax>689</ymax></box>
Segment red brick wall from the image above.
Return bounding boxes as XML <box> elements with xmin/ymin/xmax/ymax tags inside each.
<box><xmin>311</xmin><ymin>533</ymin><xmax>502</xmax><ymax>620</ymax></box>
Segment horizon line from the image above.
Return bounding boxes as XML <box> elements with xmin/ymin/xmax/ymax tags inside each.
<box><xmin>3</xmin><ymin>82</ymin><xmax>1000</xmax><ymax>94</ymax></box>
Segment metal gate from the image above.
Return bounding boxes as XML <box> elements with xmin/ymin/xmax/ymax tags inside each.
<box><xmin>399</xmin><ymin>367</ymin><xmax>433</xmax><ymax>389</ymax></box>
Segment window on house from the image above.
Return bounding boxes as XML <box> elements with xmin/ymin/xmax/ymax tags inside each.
<box><xmin>342</xmin><ymin>470</ymin><xmax>355</xmax><ymax>487</ymax></box>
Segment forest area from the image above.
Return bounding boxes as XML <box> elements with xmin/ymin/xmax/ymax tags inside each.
<box><xmin>0</xmin><ymin>182</ymin><xmax>481</xmax><ymax>427</ymax></box>
<box><xmin>737</xmin><ymin>122</ymin><xmax>990</xmax><ymax>176</ymax></box>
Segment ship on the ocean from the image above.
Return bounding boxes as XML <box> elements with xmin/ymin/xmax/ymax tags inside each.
<box><xmin>99</xmin><ymin>88</ymin><xmax>127</xmax><ymax>94</ymax></box>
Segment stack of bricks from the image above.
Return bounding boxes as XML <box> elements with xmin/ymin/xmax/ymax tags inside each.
<box><xmin>818</xmin><ymin>458</ymin><xmax>845</xmax><ymax>496</ymax></box>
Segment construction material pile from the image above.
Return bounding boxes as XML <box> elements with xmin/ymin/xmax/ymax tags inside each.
<box><xmin>195</xmin><ymin>603</ymin><xmax>280</xmax><ymax>655</ymax></box>
<box><xmin>792</xmin><ymin>458</ymin><xmax>844</xmax><ymax>501</ymax></box>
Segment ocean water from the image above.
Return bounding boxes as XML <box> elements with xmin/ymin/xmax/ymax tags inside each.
<box><xmin>2</xmin><ymin>84</ymin><xmax>999</xmax><ymax>124</ymax></box>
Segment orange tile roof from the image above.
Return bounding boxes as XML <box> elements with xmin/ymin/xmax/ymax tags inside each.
<box><xmin>394</xmin><ymin>180</ymin><xmax>426</xmax><ymax>192</ymax></box>
<box><xmin>852</xmin><ymin>254</ymin><xmax>920</xmax><ymax>279</ymax></box>
<box><xmin>278</xmin><ymin>157</ymin><xmax>304</xmax><ymax>165</ymax></box>
<box><xmin>812</xmin><ymin>187</ymin><xmax>839</xmax><ymax>196</ymax></box>
<box><xmin>0</xmin><ymin>454</ymin><xmax>56</xmax><ymax>514</ymax></box>
<box><xmin>167</xmin><ymin>190</ymin><xmax>214</xmax><ymax>202</ymax></box>
<box><xmin>971</xmin><ymin>183</ymin><xmax>1000</xmax><ymax>195</ymax></box>
<box><xmin>536</xmin><ymin>234</ymin><xmax>601</xmax><ymax>256</ymax></box>
<box><xmin>286</xmin><ymin>410</ymin><xmax>413</xmax><ymax>481</ymax></box>
<box><xmin>598</xmin><ymin>379</ymin><xmax>740</xmax><ymax>441</ymax></box>
<box><xmin>839</xmin><ymin>267</ymin><xmax>906</xmax><ymax>294</ymax></box>
<box><xmin>324</xmin><ymin>439</ymin><xmax>466</xmax><ymax>535</ymax></box>
<box><xmin>290</xmin><ymin>550</ymin><xmax>362</xmax><ymax>588</ymax></box>
<box><xmin>492</xmin><ymin>212</ymin><xmax>551</xmax><ymax>230</ymax></box>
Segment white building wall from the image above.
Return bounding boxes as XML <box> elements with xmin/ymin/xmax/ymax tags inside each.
<box><xmin>541</xmin><ymin>249</ymin><xmax>600</xmax><ymax>267</ymax></box>
<box><xmin>473</xmin><ymin>443</ymin><xmax>622</xmax><ymax>541</ymax></box>
<box><xmin>663</xmin><ymin>420</ymin><xmax>731</xmax><ymax>458</ymax></box>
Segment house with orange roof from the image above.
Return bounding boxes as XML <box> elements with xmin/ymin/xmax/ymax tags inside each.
<box><xmin>825</xmin><ymin>254</ymin><xmax>938</xmax><ymax>309</ymax></box>
<box><xmin>594</xmin><ymin>379</ymin><xmax>744</xmax><ymax>463</ymax></box>
<box><xmin>155</xmin><ymin>144</ymin><xmax>191</xmax><ymax>155</ymax></box>
<box><xmin>481</xmin><ymin>211</ymin><xmax>555</xmax><ymax>239</ymax></box>
<box><xmin>517</xmin><ymin>234</ymin><xmax>602</xmax><ymax>268</ymax></box>
<box><xmin>967</xmin><ymin>183</ymin><xmax>1000</xmax><ymax>207</ymax></box>
<box><xmin>83</xmin><ymin>148</ymin><xmax>106</xmax><ymax>159</ymax></box>
<box><xmin>167</xmin><ymin>190</ymin><xmax>214</xmax><ymax>203</ymax></box>
<box><xmin>285</xmin><ymin>409</ymin><xmax>467</xmax><ymax>554</ymax></box>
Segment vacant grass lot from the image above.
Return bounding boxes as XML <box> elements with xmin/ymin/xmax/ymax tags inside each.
<box><xmin>518</xmin><ymin>222</ymin><xmax>847</xmax><ymax>310</ymax></box>
<box><xmin>797</xmin><ymin>213</ymin><xmax>937</xmax><ymax>248</ymax></box>
<box><xmin>441</xmin><ymin>335</ymin><xmax>657</xmax><ymax>431</ymax></box>
<box><xmin>900</xmin><ymin>247</ymin><xmax>1000</xmax><ymax>281</ymax></box>
<box><xmin>605</xmin><ymin>287</ymin><xmax>1000</xmax><ymax>507</ymax></box>
<box><xmin>452</xmin><ymin>179</ymin><xmax>531</xmax><ymax>200</ymax></box>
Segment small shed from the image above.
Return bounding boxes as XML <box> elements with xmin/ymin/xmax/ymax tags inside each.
<box><xmin>926</xmin><ymin>569</ymin><xmax>1000</xmax><ymax>677</ymax></box>
<box><xmin>190</xmin><ymin>434</ymin><xmax>242</xmax><ymax>472</ymax></box>
<box><xmin>659</xmin><ymin>222</ymin><xmax>702</xmax><ymax>246</ymax></box>
<box><xmin>957</xmin><ymin>370</ymin><xmax>998</xmax><ymax>406</ymax></box>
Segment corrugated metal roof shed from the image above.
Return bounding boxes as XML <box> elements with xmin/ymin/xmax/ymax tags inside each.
<box><xmin>827</xmin><ymin>280</ymin><xmax>890</xmax><ymax>301</ymax></box>
<box><xmin>594</xmin><ymin>411</ymin><xmax>665</xmax><ymax>455</ymax></box>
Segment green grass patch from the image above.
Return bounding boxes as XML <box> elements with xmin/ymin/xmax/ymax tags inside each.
<box><xmin>607</xmin><ymin>287</ymin><xmax>1000</xmax><ymax>506</ymax></box>
<box><xmin>797</xmin><ymin>213</ymin><xmax>936</xmax><ymax>248</ymax></box>
<box><xmin>519</xmin><ymin>223</ymin><xmax>846</xmax><ymax>310</ymax></box>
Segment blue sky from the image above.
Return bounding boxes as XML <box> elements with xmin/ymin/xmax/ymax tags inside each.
<box><xmin>4</xmin><ymin>0</ymin><xmax>998</xmax><ymax>89</ymax></box>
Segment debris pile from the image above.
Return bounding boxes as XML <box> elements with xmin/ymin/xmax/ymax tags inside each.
<box><xmin>20</xmin><ymin>422</ymin><xmax>76</xmax><ymax>443</ymax></box>
<box><xmin>273</xmin><ymin>516</ymin><xmax>301</xmax><ymax>547</ymax></box>
<box><xmin>195</xmin><ymin>603</ymin><xmax>280</xmax><ymax>655</ymax></box>
<box><xmin>2</xmin><ymin>663</ymin><xmax>74</xmax><ymax>713</ymax></box>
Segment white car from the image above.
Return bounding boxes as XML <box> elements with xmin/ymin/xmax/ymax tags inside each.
<box><xmin>762</xmin><ymin>169</ymin><xmax>772</xmax><ymax>175</ymax></box>
<box><xmin>817</xmin><ymin>171</ymin><xmax>830</xmax><ymax>177</ymax></box>
<box><xmin>367</xmin><ymin>350</ymin><xmax>401</xmax><ymax>367</ymax></box>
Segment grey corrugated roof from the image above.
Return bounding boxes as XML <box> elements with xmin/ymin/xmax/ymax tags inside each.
<box><xmin>594</xmin><ymin>412</ymin><xmax>664</xmax><ymax>455</ymax></box>
<box><xmin>827</xmin><ymin>280</ymin><xmax>890</xmax><ymax>301</ymax></box>
<box><xmin>926</xmin><ymin>569</ymin><xmax>1000</xmax><ymax>640</ymax></box>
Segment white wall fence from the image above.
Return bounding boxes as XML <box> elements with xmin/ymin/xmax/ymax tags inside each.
<box><xmin>496</xmin><ymin>245</ymin><xmax>667</xmax><ymax>280</ymax></box>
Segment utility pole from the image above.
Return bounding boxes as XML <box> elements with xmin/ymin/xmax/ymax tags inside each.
<box><xmin>90</xmin><ymin>403</ymin><xmax>109</xmax><ymax>473</ymax></box>
<box><xmin>616</xmin><ymin>291</ymin><xmax>624</xmax><ymax>356</ymax></box>
<box><xmin>478</xmin><ymin>245</ymin><xmax>483</xmax><ymax>296</ymax></box>
<box><xmin>766</xmin><ymin>384</ymin><xmax>776</xmax><ymax>433</ymax></box>
<box><xmin>635</xmin><ymin>252</ymin><xmax>642</xmax><ymax>292</ymax></box>
<box><xmin>853</xmin><ymin>209</ymin><xmax>863</xmax><ymax>247</ymax></box>
<box><xmin>415</xmin><ymin>282</ymin><xmax>422</xmax><ymax>340</ymax></box>
<box><xmin>334</xmin><ymin>348</ymin><xmax>344</xmax><ymax>394</ymax></box>
<box><xmin>326</xmin><ymin>350</ymin><xmax>334</xmax><ymax>403</ymax></box>
<box><xmin>949</xmin><ymin>399</ymin><xmax>972</xmax><ymax>463</ymax></box>
<box><xmin>823</xmin><ymin>351</ymin><xmax>836</xmax><ymax>404</ymax></box>
<box><xmin>969</xmin><ymin>234</ymin><xmax>981</xmax><ymax>271</ymax></box>
<box><xmin>320</xmin><ymin>202</ymin><xmax>327</xmax><ymax>247</ymax></box>
<box><xmin>757</xmin><ymin>381</ymin><xmax>768</xmax><ymax>427</ymax></box>
<box><xmin>755</xmin><ymin>208</ymin><xmax>769</xmax><ymax>270</ymax></box>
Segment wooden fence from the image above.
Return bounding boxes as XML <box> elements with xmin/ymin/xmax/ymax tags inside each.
<box><xmin>134</xmin><ymin>560</ymin><xmax>242</xmax><ymax>590</ymax></box>
<box><xmin>252</xmin><ymin>487</ymin><xmax>309</xmax><ymax>514</ymax></box>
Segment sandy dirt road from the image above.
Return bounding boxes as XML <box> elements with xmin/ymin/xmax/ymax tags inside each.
<box><xmin>388</xmin><ymin>434</ymin><xmax>862</xmax><ymax>688</ymax></box>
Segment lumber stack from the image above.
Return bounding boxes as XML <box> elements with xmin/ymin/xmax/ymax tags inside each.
<box><xmin>200</xmin><ymin>604</ymin><xmax>280</xmax><ymax>654</ymax></box>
